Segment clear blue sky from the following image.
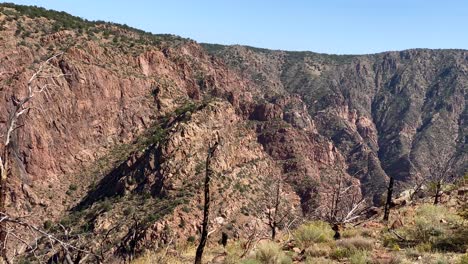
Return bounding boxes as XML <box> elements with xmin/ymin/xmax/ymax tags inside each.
<box><xmin>3</xmin><ymin>0</ymin><xmax>467</xmax><ymax>54</ymax></box>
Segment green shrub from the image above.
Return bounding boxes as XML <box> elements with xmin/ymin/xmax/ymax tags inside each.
<box><xmin>407</xmin><ymin>205</ymin><xmax>461</xmax><ymax>243</ymax></box>
<box><xmin>349</xmin><ymin>250</ymin><xmax>370</xmax><ymax>264</ymax></box>
<box><xmin>99</xmin><ymin>199</ymin><xmax>112</xmax><ymax>212</ymax></box>
<box><xmin>330</xmin><ymin>247</ymin><xmax>353</xmax><ymax>260</ymax></box>
<box><xmin>382</xmin><ymin>231</ymin><xmax>399</xmax><ymax>248</ymax></box>
<box><xmin>43</xmin><ymin>220</ymin><xmax>53</xmax><ymax>230</ymax></box>
<box><xmin>293</xmin><ymin>221</ymin><xmax>334</xmax><ymax>249</ymax></box>
<box><xmin>400</xmin><ymin>204</ymin><xmax>467</xmax><ymax>252</ymax></box>
<box><xmin>181</xmin><ymin>205</ymin><xmax>191</xmax><ymax>213</ymax></box>
<box><xmin>458</xmin><ymin>254</ymin><xmax>468</xmax><ymax>264</ymax></box>
<box><xmin>123</xmin><ymin>207</ymin><xmax>134</xmax><ymax>216</ymax></box>
<box><xmin>459</xmin><ymin>202</ymin><xmax>468</xmax><ymax>220</ymax></box>
<box><xmin>415</xmin><ymin>242</ymin><xmax>432</xmax><ymax>253</ymax></box>
<box><xmin>391</xmin><ymin>244</ymin><xmax>400</xmax><ymax>251</ymax></box>
<box><xmin>342</xmin><ymin>228</ymin><xmax>359</xmax><ymax>238</ymax></box>
<box><xmin>432</xmin><ymin>229</ymin><xmax>468</xmax><ymax>252</ymax></box>
<box><xmin>223</xmin><ymin>241</ymin><xmax>245</xmax><ymax>264</ymax></box>
<box><xmin>254</xmin><ymin>241</ymin><xmax>291</xmax><ymax>264</ymax></box>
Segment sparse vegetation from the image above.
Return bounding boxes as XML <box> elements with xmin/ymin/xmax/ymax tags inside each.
<box><xmin>252</xmin><ymin>241</ymin><xmax>292</xmax><ymax>264</ymax></box>
<box><xmin>348</xmin><ymin>250</ymin><xmax>370</xmax><ymax>264</ymax></box>
<box><xmin>336</xmin><ymin>236</ymin><xmax>374</xmax><ymax>251</ymax></box>
<box><xmin>395</xmin><ymin>204</ymin><xmax>467</xmax><ymax>252</ymax></box>
<box><xmin>130</xmin><ymin>185</ymin><xmax>468</xmax><ymax>264</ymax></box>
<box><xmin>0</xmin><ymin>3</ymin><xmax>187</xmax><ymax>45</ymax></box>
<box><xmin>294</xmin><ymin>221</ymin><xmax>334</xmax><ymax>249</ymax></box>
<box><xmin>458</xmin><ymin>254</ymin><xmax>468</xmax><ymax>264</ymax></box>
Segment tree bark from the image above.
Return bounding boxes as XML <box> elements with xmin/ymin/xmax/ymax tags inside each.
<box><xmin>194</xmin><ymin>142</ymin><xmax>218</xmax><ymax>264</ymax></box>
<box><xmin>271</xmin><ymin>177</ymin><xmax>281</xmax><ymax>240</ymax></box>
<box><xmin>271</xmin><ymin>225</ymin><xmax>276</xmax><ymax>241</ymax></box>
<box><xmin>434</xmin><ymin>181</ymin><xmax>441</xmax><ymax>205</ymax></box>
<box><xmin>383</xmin><ymin>177</ymin><xmax>394</xmax><ymax>222</ymax></box>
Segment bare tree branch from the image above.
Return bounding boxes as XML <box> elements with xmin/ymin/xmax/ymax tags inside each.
<box><xmin>0</xmin><ymin>52</ymin><xmax>70</xmax><ymax>262</ymax></box>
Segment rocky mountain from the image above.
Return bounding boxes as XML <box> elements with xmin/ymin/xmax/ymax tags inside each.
<box><xmin>203</xmin><ymin>44</ymin><xmax>467</xmax><ymax>185</ymax></box>
<box><xmin>0</xmin><ymin>3</ymin><xmax>466</xmax><ymax>262</ymax></box>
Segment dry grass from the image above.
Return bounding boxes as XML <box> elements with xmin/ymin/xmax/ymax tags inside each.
<box><xmin>336</xmin><ymin>236</ymin><xmax>374</xmax><ymax>251</ymax></box>
<box><xmin>130</xmin><ymin>243</ymin><xmax>224</xmax><ymax>264</ymax></box>
<box><xmin>458</xmin><ymin>254</ymin><xmax>468</xmax><ymax>264</ymax></box>
<box><xmin>305</xmin><ymin>243</ymin><xmax>332</xmax><ymax>257</ymax></box>
<box><xmin>349</xmin><ymin>250</ymin><xmax>370</xmax><ymax>264</ymax></box>
<box><xmin>305</xmin><ymin>257</ymin><xmax>335</xmax><ymax>264</ymax></box>
<box><xmin>130</xmin><ymin>202</ymin><xmax>468</xmax><ymax>264</ymax></box>
<box><xmin>131</xmin><ymin>251</ymin><xmax>186</xmax><ymax>264</ymax></box>
<box><xmin>342</xmin><ymin>228</ymin><xmax>359</xmax><ymax>238</ymax></box>
<box><xmin>252</xmin><ymin>241</ymin><xmax>292</xmax><ymax>264</ymax></box>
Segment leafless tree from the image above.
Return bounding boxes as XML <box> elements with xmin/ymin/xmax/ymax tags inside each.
<box><xmin>239</xmin><ymin>223</ymin><xmax>259</xmax><ymax>258</ymax></box>
<box><xmin>247</xmin><ymin>171</ymin><xmax>299</xmax><ymax>241</ymax></box>
<box><xmin>401</xmin><ymin>161</ymin><xmax>427</xmax><ymax>201</ymax></box>
<box><xmin>427</xmin><ymin>147</ymin><xmax>461</xmax><ymax>205</ymax></box>
<box><xmin>0</xmin><ymin>53</ymin><xmax>72</xmax><ymax>262</ymax></box>
<box><xmin>312</xmin><ymin>165</ymin><xmax>373</xmax><ymax>239</ymax></box>
<box><xmin>257</xmin><ymin>174</ymin><xmax>292</xmax><ymax>240</ymax></box>
<box><xmin>194</xmin><ymin>140</ymin><xmax>219</xmax><ymax>264</ymax></box>
<box><xmin>399</xmin><ymin>144</ymin><xmax>466</xmax><ymax>205</ymax></box>
<box><xmin>322</xmin><ymin>166</ymin><xmax>369</xmax><ymax>224</ymax></box>
<box><xmin>0</xmin><ymin>212</ymin><xmax>96</xmax><ymax>263</ymax></box>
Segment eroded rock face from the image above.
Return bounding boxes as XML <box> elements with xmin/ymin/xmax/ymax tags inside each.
<box><xmin>0</xmin><ymin>9</ymin><xmax>306</xmax><ymax>257</ymax></box>
<box><xmin>207</xmin><ymin>45</ymin><xmax>467</xmax><ymax>187</ymax></box>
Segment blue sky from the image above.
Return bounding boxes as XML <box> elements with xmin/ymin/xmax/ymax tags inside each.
<box><xmin>2</xmin><ymin>0</ymin><xmax>467</xmax><ymax>54</ymax></box>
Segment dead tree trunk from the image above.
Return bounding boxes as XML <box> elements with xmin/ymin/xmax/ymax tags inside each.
<box><xmin>332</xmin><ymin>223</ymin><xmax>341</xmax><ymax>240</ymax></box>
<box><xmin>383</xmin><ymin>177</ymin><xmax>394</xmax><ymax>222</ymax></box>
<box><xmin>434</xmin><ymin>181</ymin><xmax>442</xmax><ymax>205</ymax></box>
<box><xmin>194</xmin><ymin>141</ymin><xmax>219</xmax><ymax>264</ymax></box>
<box><xmin>269</xmin><ymin>177</ymin><xmax>281</xmax><ymax>240</ymax></box>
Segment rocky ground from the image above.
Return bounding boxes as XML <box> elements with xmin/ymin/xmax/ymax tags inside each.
<box><xmin>133</xmin><ymin>179</ymin><xmax>468</xmax><ymax>264</ymax></box>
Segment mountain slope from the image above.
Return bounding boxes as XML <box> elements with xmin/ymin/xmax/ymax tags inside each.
<box><xmin>204</xmin><ymin>44</ymin><xmax>467</xmax><ymax>186</ymax></box>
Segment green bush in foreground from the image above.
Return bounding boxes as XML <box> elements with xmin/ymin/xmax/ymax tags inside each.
<box><xmin>252</xmin><ymin>241</ymin><xmax>292</xmax><ymax>264</ymax></box>
<box><xmin>349</xmin><ymin>250</ymin><xmax>370</xmax><ymax>264</ymax></box>
<box><xmin>294</xmin><ymin>221</ymin><xmax>334</xmax><ymax>249</ymax></box>
<box><xmin>407</xmin><ymin>205</ymin><xmax>466</xmax><ymax>252</ymax></box>
<box><xmin>458</xmin><ymin>254</ymin><xmax>468</xmax><ymax>264</ymax></box>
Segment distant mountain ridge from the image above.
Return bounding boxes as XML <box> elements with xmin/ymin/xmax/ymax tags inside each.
<box><xmin>203</xmin><ymin>44</ymin><xmax>467</xmax><ymax>182</ymax></box>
